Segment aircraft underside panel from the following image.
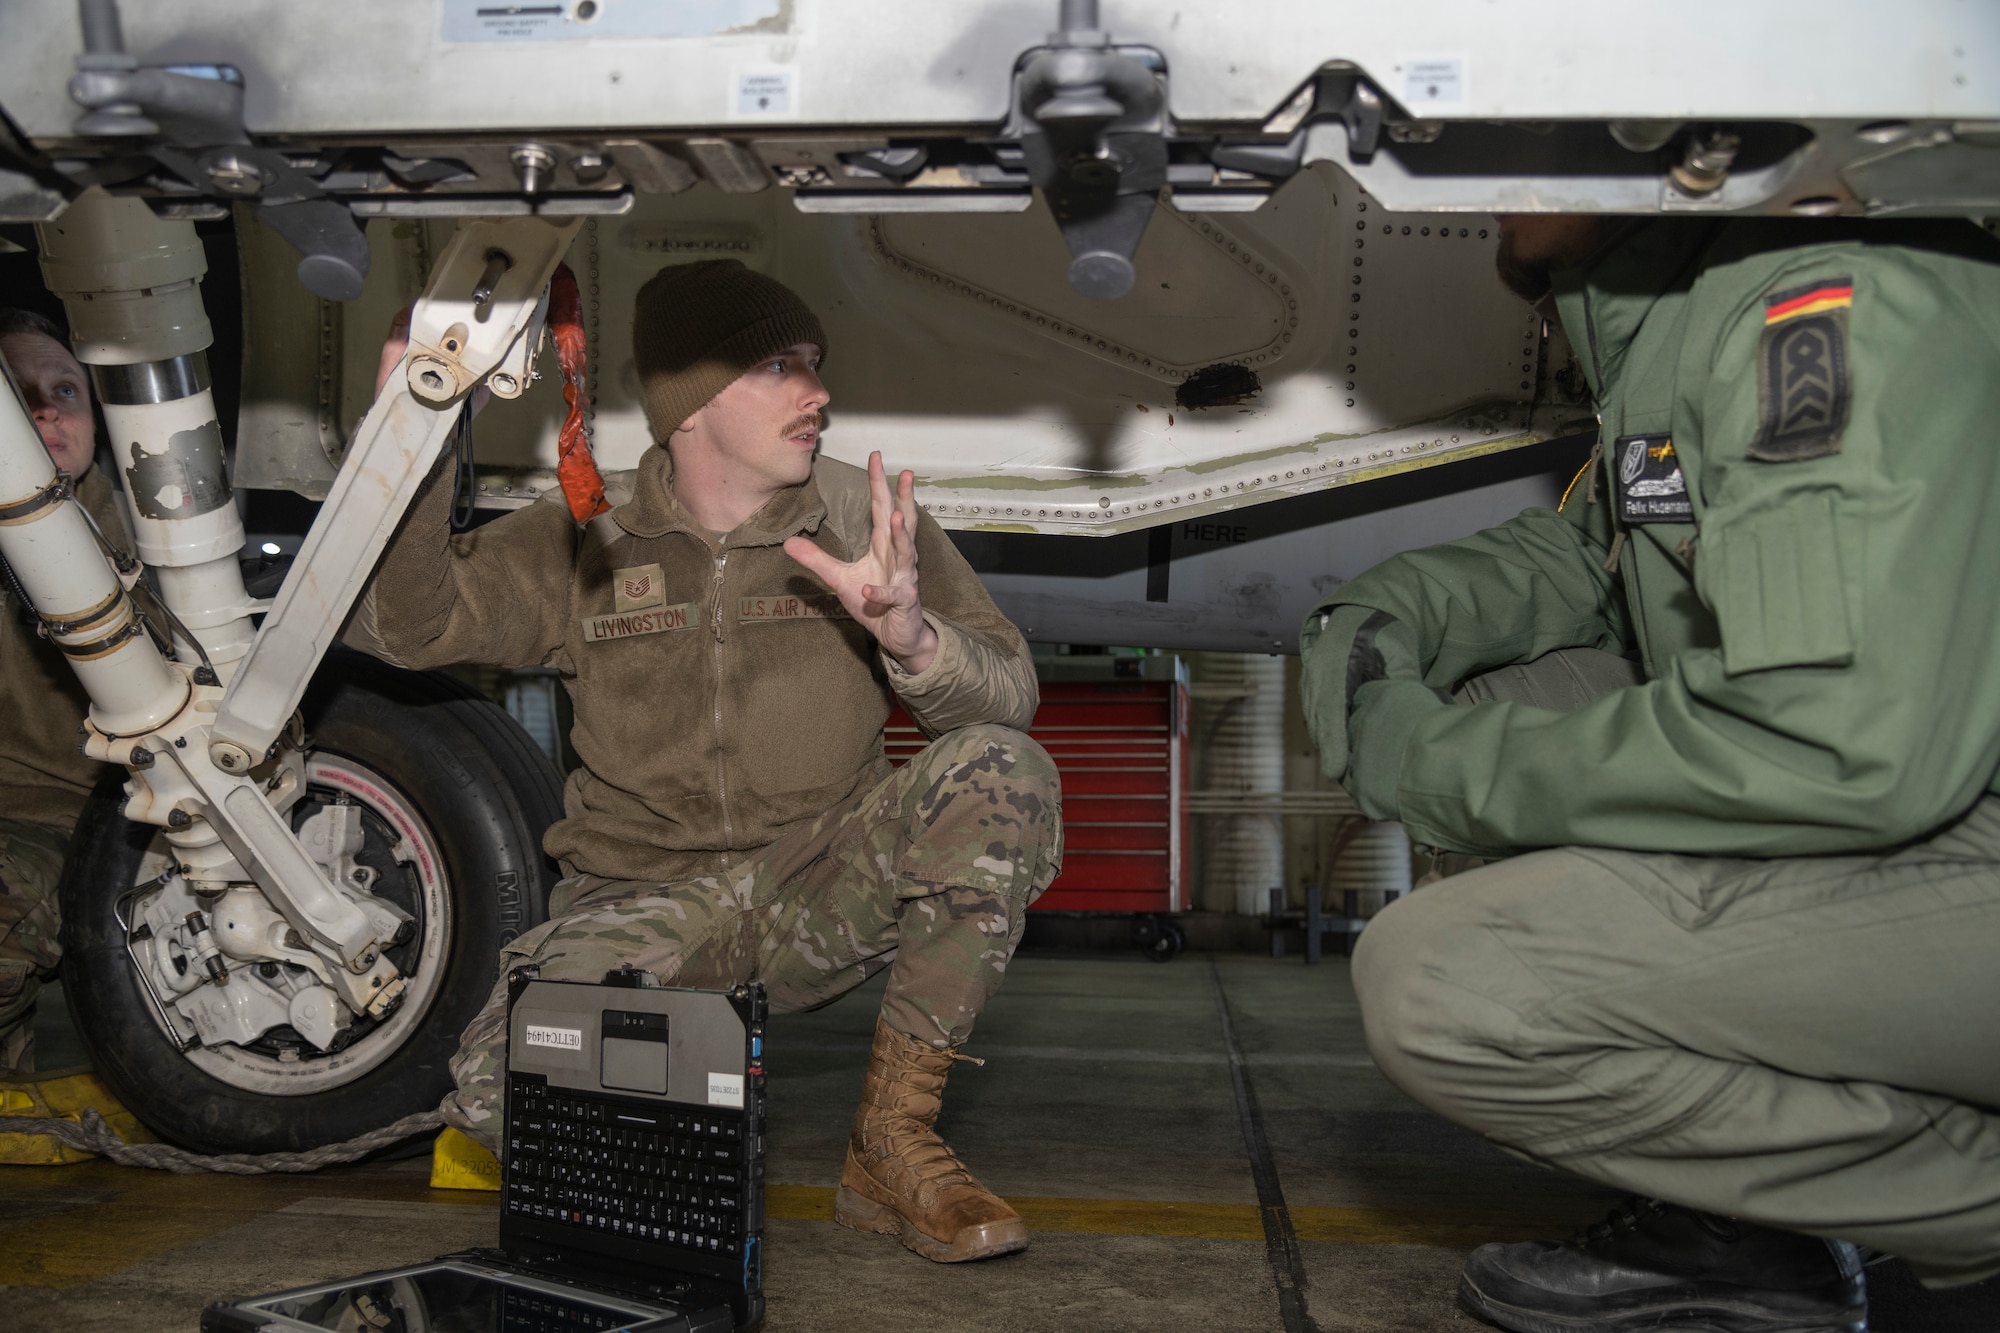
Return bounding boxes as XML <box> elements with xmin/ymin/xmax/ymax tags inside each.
<box><xmin>235</xmin><ymin>166</ymin><xmax>1584</xmax><ymax>539</ymax></box>
<box><xmin>955</xmin><ymin>438</ymin><xmax>1585</xmax><ymax>655</ymax></box>
<box><xmin>7</xmin><ymin>0</ymin><xmax>1995</xmax><ymax>656</ymax></box>
<box><xmin>3</xmin><ymin>1</ymin><xmax>1995</xmax><ymax>134</ymax></box>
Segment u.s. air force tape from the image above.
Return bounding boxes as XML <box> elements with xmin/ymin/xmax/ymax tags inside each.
<box><xmin>737</xmin><ymin>594</ymin><xmax>846</xmax><ymax>621</ymax></box>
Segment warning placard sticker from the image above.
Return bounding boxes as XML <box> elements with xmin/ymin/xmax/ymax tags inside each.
<box><xmin>733</xmin><ymin>66</ymin><xmax>798</xmax><ymax>117</ymax></box>
<box><xmin>1402</xmin><ymin>57</ymin><xmax>1467</xmax><ymax>108</ymax></box>
<box><xmin>443</xmin><ymin>0</ymin><xmax>784</xmax><ymax>44</ymax></box>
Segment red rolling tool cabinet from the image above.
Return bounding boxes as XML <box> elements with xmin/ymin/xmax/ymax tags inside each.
<box><xmin>884</xmin><ymin>656</ymin><xmax>1190</xmax><ymax>954</ymax></box>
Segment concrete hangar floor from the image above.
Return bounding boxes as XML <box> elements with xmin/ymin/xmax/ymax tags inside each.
<box><xmin>2</xmin><ymin>953</ymin><xmax>1995</xmax><ymax>1332</ymax></box>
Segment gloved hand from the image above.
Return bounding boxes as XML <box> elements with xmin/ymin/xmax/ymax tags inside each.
<box><xmin>1298</xmin><ymin>604</ymin><xmax>1451</xmax><ymax>821</ymax></box>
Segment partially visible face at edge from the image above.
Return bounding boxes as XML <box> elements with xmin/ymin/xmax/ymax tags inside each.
<box><xmin>1493</xmin><ymin>214</ymin><xmax>1618</xmax><ymax>303</ymax></box>
<box><xmin>677</xmin><ymin>342</ymin><xmax>829</xmax><ymax>493</ymax></box>
<box><xmin>1</xmin><ymin>331</ymin><xmax>95</xmax><ymax>478</ymax></box>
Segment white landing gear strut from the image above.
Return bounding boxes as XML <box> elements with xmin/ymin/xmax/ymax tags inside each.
<box><xmin>0</xmin><ymin>191</ymin><xmax>578</xmax><ymax>1053</ymax></box>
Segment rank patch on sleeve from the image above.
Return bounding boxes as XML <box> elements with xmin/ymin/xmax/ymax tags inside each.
<box><xmin>1750</xmin><ymin>277</ymin><xmax>1851</xmax><ymax>462</ymax></box>
<box><xmin>1612</xmin><ymin>434</ymin><xmax>1693</xmax><ymax>525</ymax></box>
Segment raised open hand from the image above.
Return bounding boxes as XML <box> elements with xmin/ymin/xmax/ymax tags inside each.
<box><xmin>783</xmin><ymin>451</ymin><xmax>939</xmax><ymax>675</ymax></box>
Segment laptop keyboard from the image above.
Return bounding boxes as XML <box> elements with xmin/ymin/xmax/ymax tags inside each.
<box><xmin>504</xmin><ymin>1076</ymin><xmax>752</xmax><ymax>1257</ymax></box>
<box><xmin>498</xmin><ymin>1284</ymin><xmax>659</xmax><ymax>1332</ymax></box>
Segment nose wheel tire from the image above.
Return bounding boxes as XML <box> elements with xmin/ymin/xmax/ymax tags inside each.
<box><xmin>57</xmin><ymin>648</ymin><xmax>563</xmax><ymax>1155</ymax></box>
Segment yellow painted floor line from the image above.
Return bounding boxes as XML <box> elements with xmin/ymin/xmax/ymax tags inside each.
<box><xmin>0</xmin><ymin>1163</ymin><xmax>494</xmax><ymax>1290</ymax></box>
<box><xmin>0</xmin><ymin>1170</ymin><xmax>1550</xmax><ymax>1289</ymax></box>
<box><xmin>765</xmin><ymin>1184</ymin><xmax>1555</xmax><ymax>1248</ymax></box>
<box><xmin>0</xmin><ymin>1193</ymin><xmax>245</xmax><ymax>1289</ymax></box>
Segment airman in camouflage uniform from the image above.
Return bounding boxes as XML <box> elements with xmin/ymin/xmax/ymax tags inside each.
<box><xmin>0</xmin><ymin>311</ymin><xmax>127</xmax><ymax>1077</ymax></box>
<box><xmin>447</xmin><ymin>722</ymin><xmax>1059</xmax><ymax>1134</ymax></box>
<box><xmin>353</xmin><ymin>261</ymin><xmax>1062</xmax><ymax>1263</ymax></box>
<box><xmin>0</xmin><ymin>821</ymin><xmax>67</xmax><ymax>1075</ymax></box>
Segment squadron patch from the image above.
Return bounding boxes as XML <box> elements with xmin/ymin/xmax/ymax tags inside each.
<box><xmin>612</xmin><ymin>563</ymin><xmax>665</xmax><ymax>612</ymax></box>
<box><xmin>581</xmin><ymin>602</ymin><xmax>694</xmax><ymax>642</ymax></box>
<box><xmin>738</xmin><ymin>593</ymin><xmax>847</xmax><ymax>622</ymax></box>
<box><xmin>1612</xmin><ymin>434</ymin><xmax>1694</xmax><ymax>525</ymax></box>
<box><xmin>1750</xmin><ymin>277</ymin><xmax>1852</xmax><ymax>462</ymax></box>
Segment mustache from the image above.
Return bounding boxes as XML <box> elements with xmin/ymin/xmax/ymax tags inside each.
<box><xmin>781</xmin><ymin>412</ymin><xmax>824</xmax><ymax>439</ymax></box>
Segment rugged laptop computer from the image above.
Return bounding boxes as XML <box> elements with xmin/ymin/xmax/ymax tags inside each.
<box><xmin>203</xmin><ymin>971</ymin><xmax>769</xmax><ymax>1333</ymax></box>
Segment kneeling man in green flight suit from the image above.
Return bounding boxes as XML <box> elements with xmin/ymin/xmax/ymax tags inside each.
<box><xmin>1299</xmin><ymin>214</ymin><xmax>2000</xmax><ymax>1332</ymax></box>
<box><xmin>352</xmin><ymin>260</ymin><xmax>1062</xmax><ymax>1264</ymax></box>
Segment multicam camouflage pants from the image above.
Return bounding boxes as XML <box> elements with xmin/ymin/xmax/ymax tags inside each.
<box><xmin>442</xmin><ymin>724</ymin><xmax>1063</xmax><ymax>1150</ymax></box>
<box><xmin>0</xmin><ymin>819</ymin><xmax>68</xmax><ymax>1078</ymax></box>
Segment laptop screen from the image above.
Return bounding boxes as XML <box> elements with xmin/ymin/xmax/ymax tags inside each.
<box><xmin>231</xmin><ymin>1259</ymin><xmax>687</xmax><ymax>1333</ymax></box>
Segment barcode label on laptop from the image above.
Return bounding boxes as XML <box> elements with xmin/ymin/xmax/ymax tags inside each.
<box><xmin>708</xmin><ymin>1072</ymin><xmax>745</xmax><ymax>1107</ymax></box>
<box><xmin>524</xmin><ymin>1024</ymin><xmax>584</xmax><ymax>1051</ymax></box>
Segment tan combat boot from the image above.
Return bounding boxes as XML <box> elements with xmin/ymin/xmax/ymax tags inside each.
<box><xmin>833</xmin><ymin>1019</ymin><xmax>1028</xmax><ymax>1262</ymax></box>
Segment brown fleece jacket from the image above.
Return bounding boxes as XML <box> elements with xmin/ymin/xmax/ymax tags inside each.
<box><xmin>0</xmin><ymin>468</ymin><xmax>129</xmax><ymax>831</ymax></box>
<box><xmin>348</xmin><ymin>447</ymin><xmax>1039</xmax><ymax>882</ymax></box>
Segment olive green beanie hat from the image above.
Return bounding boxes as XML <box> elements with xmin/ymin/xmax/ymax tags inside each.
<box><xmin>630</xmin><ymin>259</ymin><xmax>827</xmax><ymax>441</ymax></box>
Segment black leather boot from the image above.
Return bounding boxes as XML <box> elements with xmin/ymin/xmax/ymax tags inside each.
<box><xmin>1458</xmin><ymin>1197</ymin><xmax>1867</xmax><ymax>1333</ymax></box>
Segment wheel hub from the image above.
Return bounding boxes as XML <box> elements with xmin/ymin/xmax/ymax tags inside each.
<box><xmin>123</xmin><ymin>752</ymin><xmax>453</xmax><ymax>1094</ymax></box>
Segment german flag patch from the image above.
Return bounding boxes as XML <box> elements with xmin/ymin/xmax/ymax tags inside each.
<box><xmin>1750</xmin><ymin>276</ymin><xmax>1852</xmax><ymax>462</ymax></box>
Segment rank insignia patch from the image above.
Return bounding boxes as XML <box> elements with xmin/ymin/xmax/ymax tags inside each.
<box><xmin>1612</xmin><ymin>433</ymin><xmax>1694</xmax><ymax>525</ymax></box>
<box><xmin>612</xmin><ymin>563</ymin><xmax>664</xmax><ymax>612</ymax></box>
<box><xmin>1751</xmin><ymin>277</ymin><xmax>1852</xmax><ymax>462</ymax></box>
